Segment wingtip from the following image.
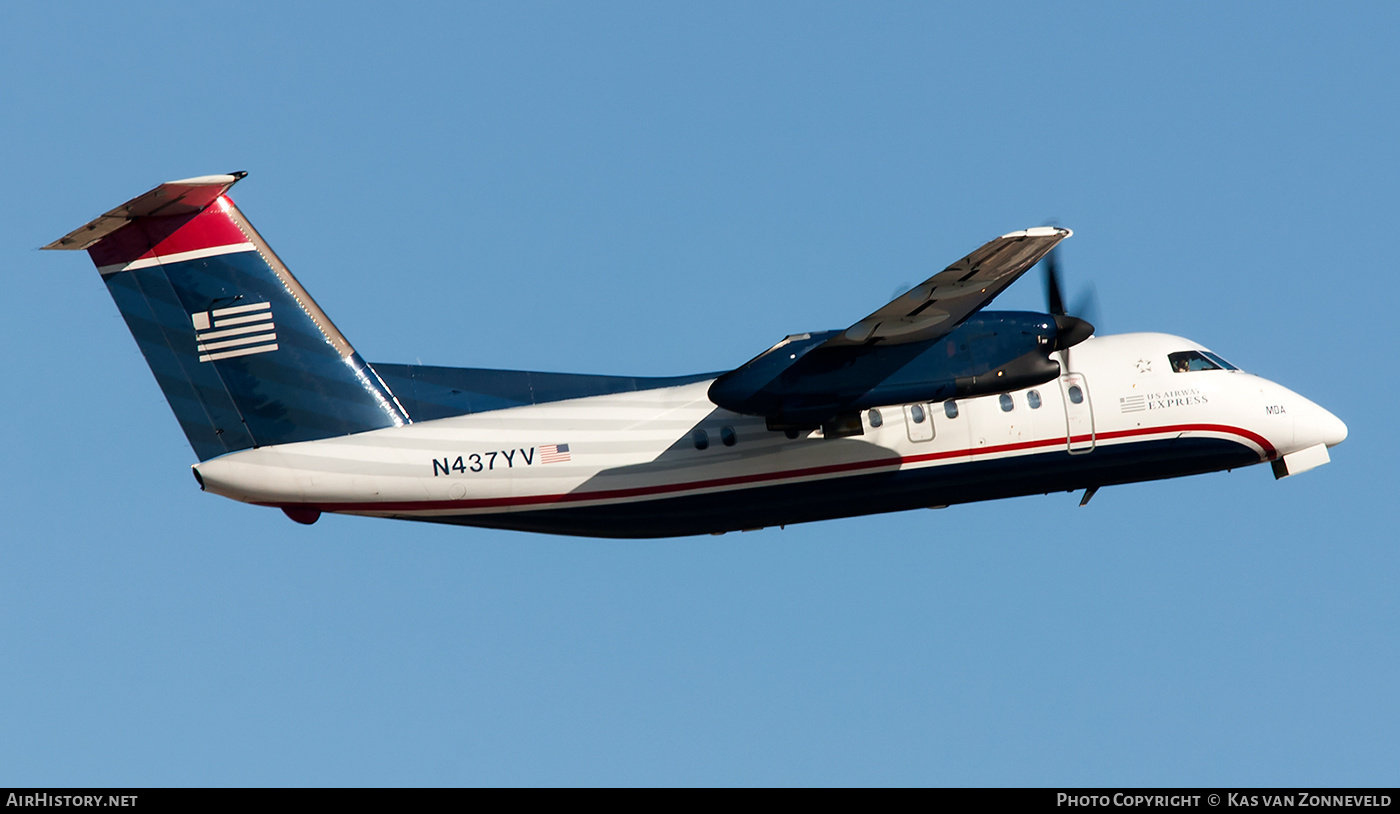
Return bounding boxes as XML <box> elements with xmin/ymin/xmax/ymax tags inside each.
<box><xmin>1003</xmin><ymin>226</ymin><xmax>1072</xmax><ymax>240</ymax></box>
<box><xmin>164</xmin><ymin>172</ymin><xmax>245</xmax><ymax>186</ymax></box>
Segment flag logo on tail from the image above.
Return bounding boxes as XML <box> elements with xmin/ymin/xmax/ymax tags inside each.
<box><xmin>192</xmin><ymin>301</ymin><xmax>278</xmax><ymax>362</ymax></box>
<box><xmin>539</xmin><ymin>443</ymin><xmax>571</xmax><ymax>464</ymax></box>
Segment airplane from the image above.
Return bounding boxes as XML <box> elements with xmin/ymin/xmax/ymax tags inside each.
<box><xmin>44</xmin><ymin>173</ymin><xmax>1347</xmax><ymax>538</ymax></box>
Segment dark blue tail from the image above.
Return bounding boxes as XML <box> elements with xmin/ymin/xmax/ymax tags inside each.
<box><xmin>44</xmin><ymin>174</ymin><xmax>410</xmax><ymax>460</ymax></box>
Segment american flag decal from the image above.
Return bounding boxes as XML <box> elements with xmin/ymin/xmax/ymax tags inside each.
<box><xmin>191</xmin><ymin>302</ymin><xmax>277</xmax><ymax>363</ymax></box>
<box><xmin>539</xmin><ymin>443</ymin><xmax>571</xmax><ymax>464</ymax></box>
<box><xmin>1120</xmin><ymin>394</ymin><xmax>1146</xmax><ymax>413</ymax></box>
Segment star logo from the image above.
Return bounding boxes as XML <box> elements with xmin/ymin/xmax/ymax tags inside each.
<box><xmin>1135</xmin><ymin>358</ymin><xmax>1152</xmax><ymax>374</ymax></box>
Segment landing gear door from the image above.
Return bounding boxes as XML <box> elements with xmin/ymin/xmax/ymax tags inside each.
<box><xmin>1060</xmin><ymin>373</ymin><xmax>1095</xmax><ymax>454</ymax></box>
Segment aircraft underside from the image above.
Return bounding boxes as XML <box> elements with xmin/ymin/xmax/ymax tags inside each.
<box><xmin>410</xmin><ymin>436</ymin><xmax>1263</xmax><ymax>538</ymax></box>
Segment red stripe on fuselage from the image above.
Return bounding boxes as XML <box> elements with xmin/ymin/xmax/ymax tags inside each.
<box><xmin>88</xmin><ymin>195</ymin><xmax>249</xmax><ymax>268</ymax></box>
<box><xmin>264</xmin><ymin>422</ymin><xmax>1276</xmax><ymax>515</ymax></box>
<box><xmin>902</xmin><ymin>422</ymin><xmax>1275</xmax><ymax>465</ymax></box>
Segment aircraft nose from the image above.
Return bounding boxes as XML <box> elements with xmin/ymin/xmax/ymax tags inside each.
<box><xmin>1318</xmin><ymin>406</ymin><xmax>1348</xmax><ymax>448</ymax></box>
<box><xmin>1292</xmin><ymin>398</ymin><xmax>1347</xmax><ymax>451</ymax></box>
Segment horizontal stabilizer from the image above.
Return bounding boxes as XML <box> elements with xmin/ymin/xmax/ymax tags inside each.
<box><xmin>43</xmin><ymin>173</ymin><xmax>246</xmax><ymax>252</ymax></box>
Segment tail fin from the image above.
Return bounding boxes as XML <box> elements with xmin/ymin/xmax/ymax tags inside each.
<box><xmin>44</xmin><ymin>173</ymin><xmax>410</xmax><ymax>461</ymax></box>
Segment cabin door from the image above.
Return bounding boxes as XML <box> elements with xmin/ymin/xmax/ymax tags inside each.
<box><xmin>904</xmin><ymin>403</ymin><xmax>935</xmax><ymax>442</ymax></box>
<box><xmin>1059</xmin><ymin>372</ymin><xmax>1096</xmax><ymax>453</ymax></box>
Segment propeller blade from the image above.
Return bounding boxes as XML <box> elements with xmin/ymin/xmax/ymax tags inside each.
<box><xmin>1071</xmin><ymin>283</ymin><xmax>1101</xmax><ymax>336</ymax></box>
<box><xmin>1039</xmin><ymin>237</ymin><xmax>1099</xmax><ymax>373</ymax></box>
<box><xmin>1044</xmin><ymin>247</ymin><xmax>1066</xmax><ymax>317</ymax></box>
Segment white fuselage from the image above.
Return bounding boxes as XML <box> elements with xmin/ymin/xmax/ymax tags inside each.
<box><xmin>193</xmin><ymin>333</ymin><xmax>1347</xmax><ymax>537</ymax></box>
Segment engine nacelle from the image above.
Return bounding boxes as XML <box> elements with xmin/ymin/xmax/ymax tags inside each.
<box><xmin>712</xmin><ymin>311</ymin><xmax>1085</xmax><ymax>429</ymax></box>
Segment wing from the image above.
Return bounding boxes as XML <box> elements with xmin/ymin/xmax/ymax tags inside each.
<box><xmin>823</xmin><ymin>226</ymin><xmax>1070</xmax><ymax>348</ymax></box>
<box><xmin>708</xmin><ymin>227</ymin><xmax>1072</xmax><ymax>428</ymax></box>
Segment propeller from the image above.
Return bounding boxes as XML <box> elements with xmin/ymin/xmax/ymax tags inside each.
<box><xmin>1042</xmin><ymin>242</ymin><xmax>1098</xmax><ymax>373</ymax></box>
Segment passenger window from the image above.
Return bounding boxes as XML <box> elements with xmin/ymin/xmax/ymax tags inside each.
<box><xmin>1068</xmin><ymin>385</ymin><xmax>1084</xmax><ymax>404</ymax></box>
<box><xmin>868</xmin><ymin>408</ymin><xmax>883</xmax><ymax>428</ymax></box>
<box><xmin>1027</xmin><ymin>390</ymin><xmax>1042</xmax><ymax>409</ymax></box>
<box><xmin>944</xmin><ymin>401</ymin><xmax>959</xmax><ymax>419</ymax></box>
<box><xmin>1168</xmin><ymin>350</ymin><xmax>1222</xmax><ymax>373</ymax></box>
<box><xmin>720</xmin><ymin>427</ymin><xmax>737</xmax><ymax>447</ymax></box>
<box><xmin>693</xmin><ymin>429</ymin><xmax>709</xmax><ymax>450</ymax></box>
<box><xmin>999</xmin><ymin>394</ymin><xmax>1014</xmax><ymax>412</ymax></box>
<box><xmin>910</xmin><ymin>404</ymin><xmax>926</xmax><ymax>424</ymax></box>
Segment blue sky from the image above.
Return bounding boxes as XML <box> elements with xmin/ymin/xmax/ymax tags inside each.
<box><xmin>1</xmin><ymin>2</ymin><xmax>1396</xmax><ymax>786</ymax></box>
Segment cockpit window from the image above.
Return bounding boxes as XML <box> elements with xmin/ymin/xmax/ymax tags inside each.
<box><xmin>1168</xmin><ymin>350</ymin><xmax>1223</xmax><ymax>373</ymax></box>
<box><xmin>1200</xmin><ymin>351</ymin><xmax>1240</xmax><ymax>371</ymax></box>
